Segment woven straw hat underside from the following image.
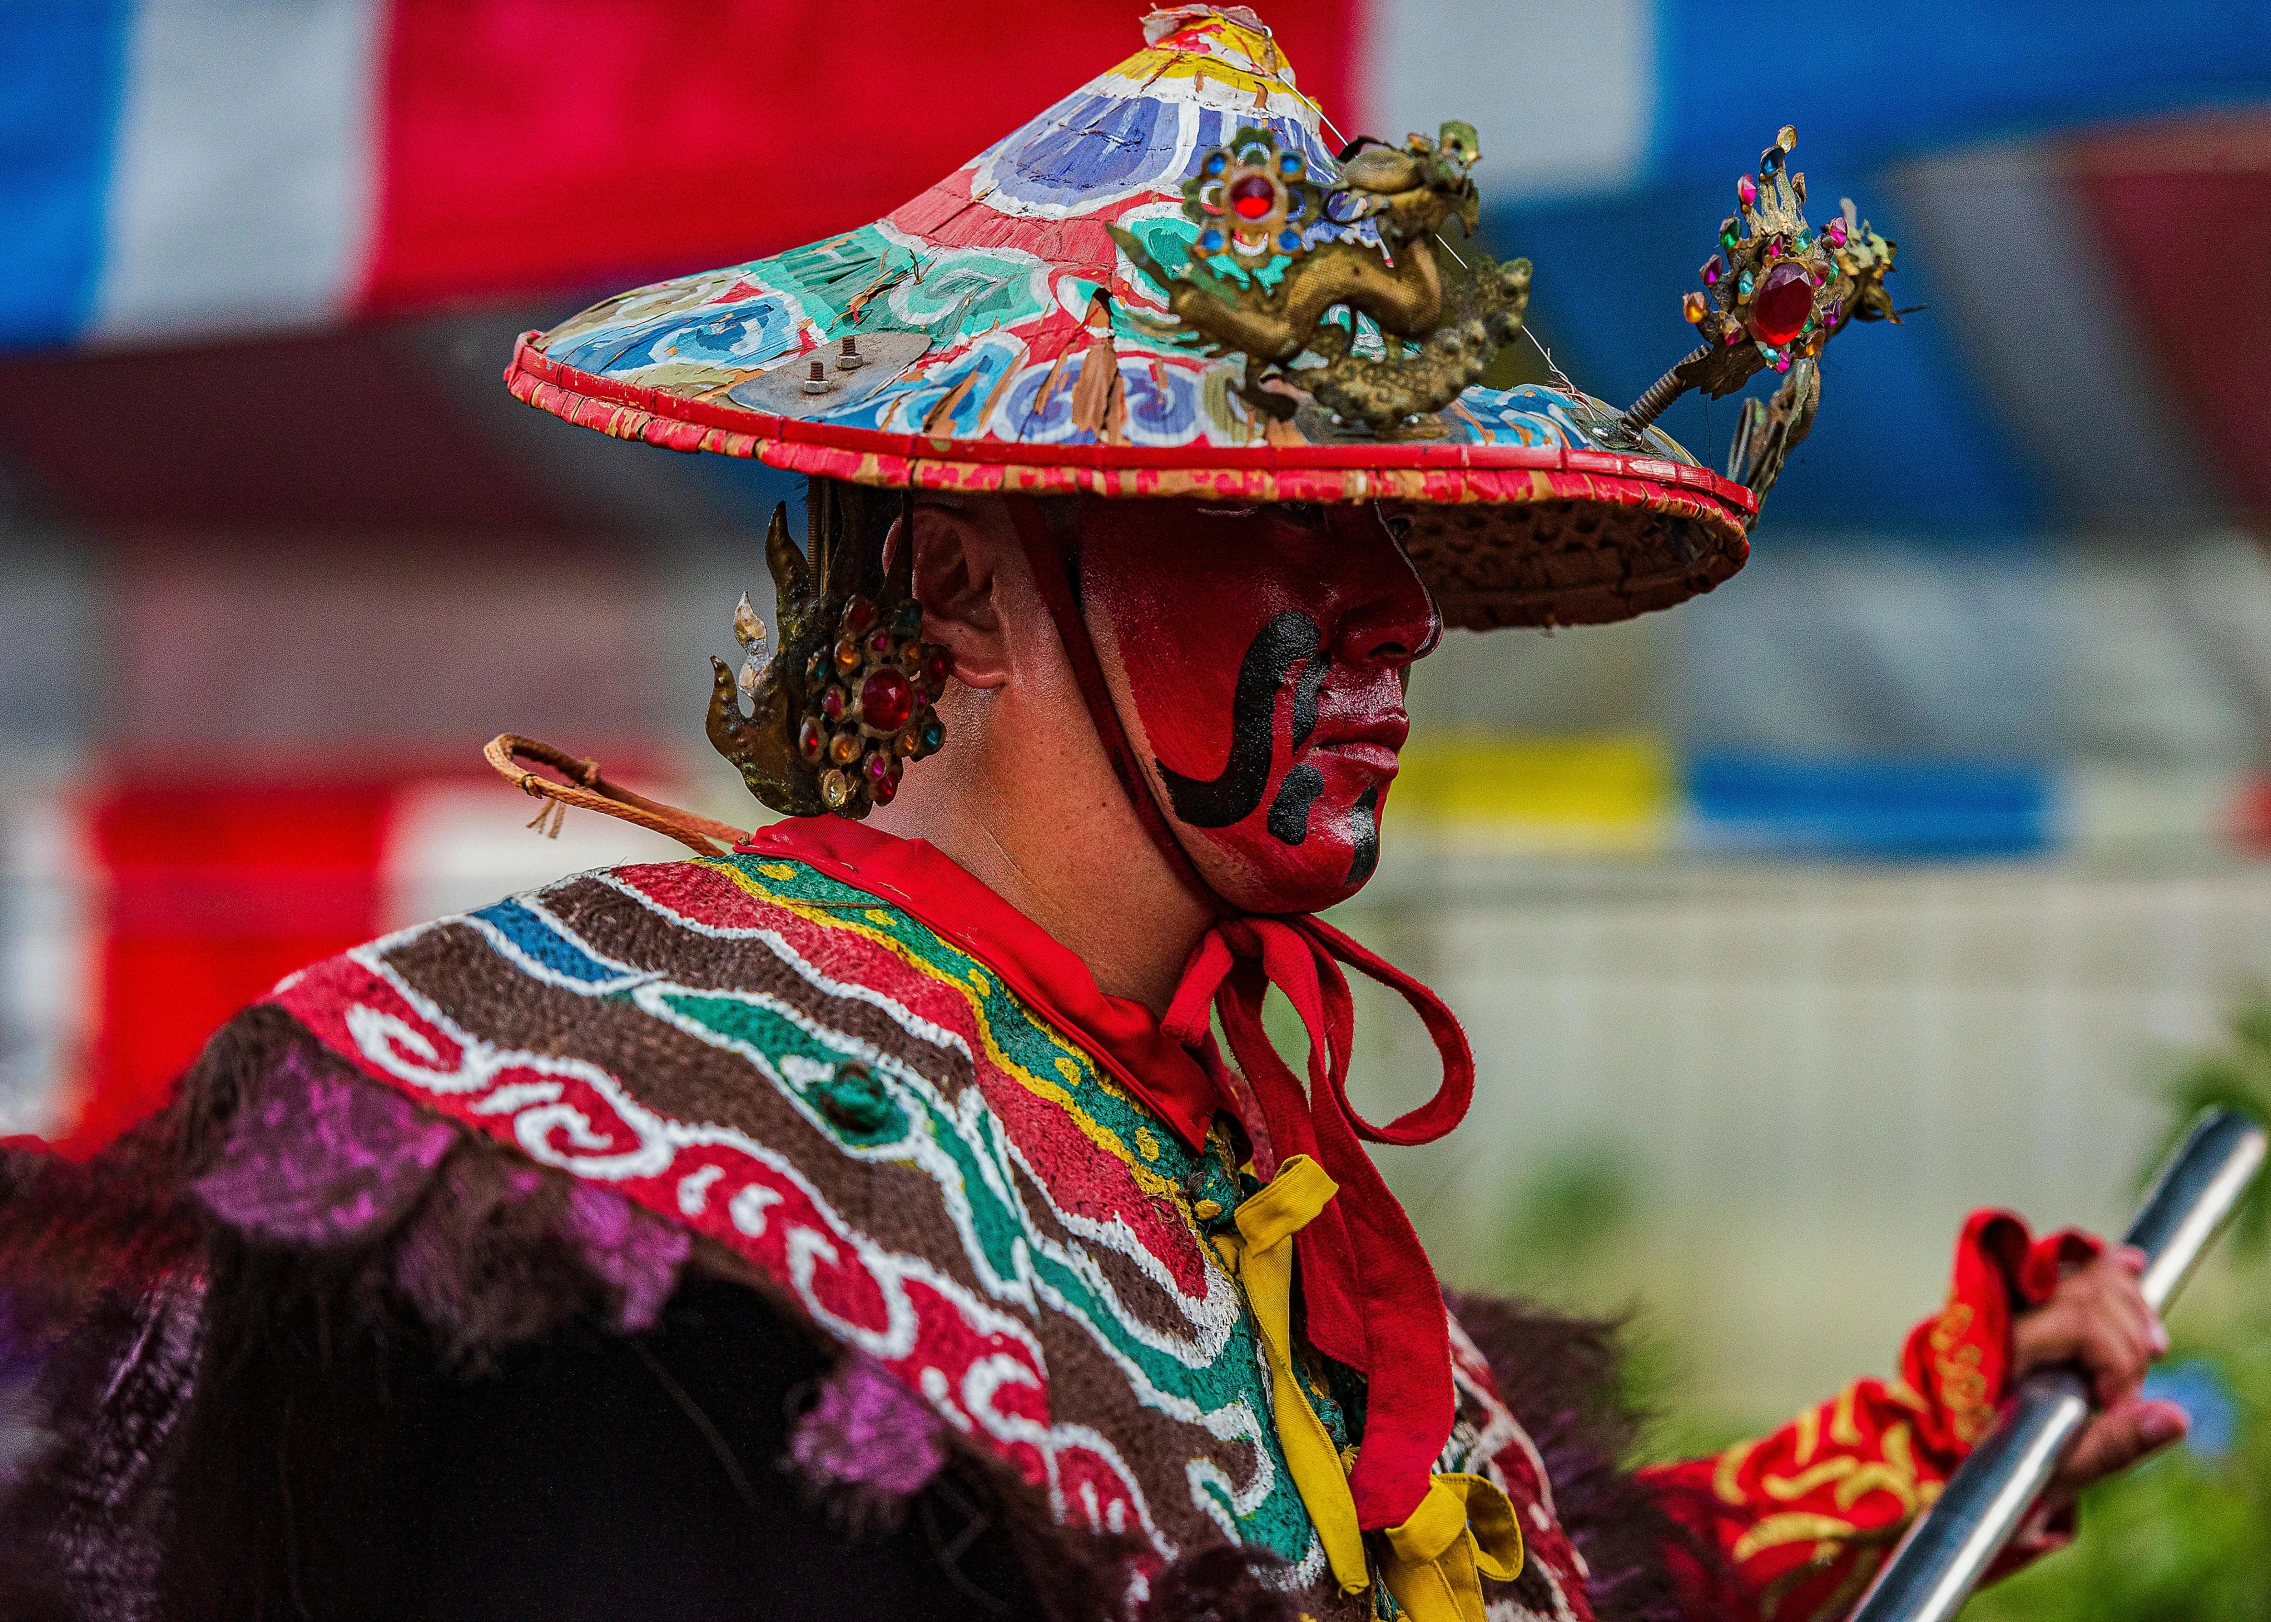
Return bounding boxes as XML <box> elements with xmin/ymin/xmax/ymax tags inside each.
<box><xmin>508</xmin><ymin>341</ymin><xmax>1752</xmax><ymax>630</ymax></box>
<box><xmin>1403</xmin><ymin>500</ymin><xmax>1747</xmax><ymax>630</ymax></box>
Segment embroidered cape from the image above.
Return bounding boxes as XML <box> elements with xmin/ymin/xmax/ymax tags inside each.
<box><xmin>1</xmin><ymin>823</ymin><xmax>2083</xmax><ymax>1621</ymax></box>
<box><xmin>256</xmin><ymin>827</ymin><xmax>2076</xmax><ymax>1620</ymax></box>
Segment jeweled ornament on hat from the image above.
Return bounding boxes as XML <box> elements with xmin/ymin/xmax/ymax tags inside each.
<box><xmin>1632</xmin><ymin>124</ymin><xmax>1902</xmax><ymax>498</ymax></box>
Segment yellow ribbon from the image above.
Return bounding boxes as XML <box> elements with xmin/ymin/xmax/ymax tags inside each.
<box><xmin>1379</xmin><ymin>1472</ymin><xmax>1526</xmax><ymax>1622</ymax></box>
<box><xmin>1217</xmin><ymin>1154</ymin><xmax>1517</xmax><ymax>1608</ymax></box>
<box><xmin>1212</xmin><ymin>1157</ymin><xmax>1525</xmax><ymax>1616</ymax></box>
<box><xmin>1213</xmin><ymin>1155</ymin><xmax>1371</xmax><ymax>1594</ymax></box>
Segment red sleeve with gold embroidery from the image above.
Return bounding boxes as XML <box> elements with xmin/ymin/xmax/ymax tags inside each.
<box><xmin>1636</xmin><ymin>1211</ymin><xmax>2101</xmax><ymax>1622</ymax></box>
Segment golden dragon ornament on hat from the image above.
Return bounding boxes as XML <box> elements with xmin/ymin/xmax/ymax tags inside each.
<box><xmin>503</xmin><ymin>5</ymin><xmax>1898</xmax><ymax>824</ymax></box>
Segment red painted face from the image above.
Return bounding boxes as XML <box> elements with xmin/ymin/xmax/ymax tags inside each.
<box><xmin>1078</xmin><ymin>500</ymin><xmax>1440</xmax><ymax>914</ymax></box>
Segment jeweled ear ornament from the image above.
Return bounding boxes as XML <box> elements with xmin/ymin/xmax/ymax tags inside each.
<box><xmin>706</xmin><ymin>496</ymin><xmax>953</xmax><ymax>820</ymax></box>
<box><xmin>1613</xmin><ymin>125</ymin><xmax>1900</xmax><ymax>505</ymax></box>
<box><xmin>1109</xmin><ymin>121</ymin><xmax>1532</xmax><ymax>435</ymax></box>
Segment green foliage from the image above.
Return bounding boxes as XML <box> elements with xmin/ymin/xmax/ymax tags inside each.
<box><xmin>2141</xmin><ymin>990</ymin><xmax>2271</xmax><ymax>1257</ymax></box>
<box><xmin>1503</xmin><ymin>1141</ymin><xmax>1639</xmax><ymax>1267</ymax></box>
<box><xmin>1963</xmin><ymin>996</ymin><xmax>2271</xmax><ymax>1620</ymax></box>
<box><xmin>1484</xmin><ymin>1140</ymin><xmax>1722</xmax><ymax>1451</ymax></box>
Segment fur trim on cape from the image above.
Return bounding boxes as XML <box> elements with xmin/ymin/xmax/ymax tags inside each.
<box><xmin>1</xmin><ymin>1007</ymin><xmax>1696</xmax><ymax>1622</ymax></box>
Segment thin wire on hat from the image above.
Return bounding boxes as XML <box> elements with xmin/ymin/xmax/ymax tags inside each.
<box><xmin>1248</xmin><ymin>34</ymin><xmax>1348</xmax><ymax>149</ymax></box>
<box><xmin>1523</xmin><ymin>327</ymin><xmax>1582</xmax><ymax>396</ymax></box>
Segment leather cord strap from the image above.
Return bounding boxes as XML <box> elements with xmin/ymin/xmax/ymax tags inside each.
<box><xmin>1003</xmin><ymin>496</ymin><xmax>1222</xmax><ymax>912</ymax></box>
<box><xmin>482</xmin><ymin>733</ymin><xmax>750</xmax><ymax>856</ymax></box>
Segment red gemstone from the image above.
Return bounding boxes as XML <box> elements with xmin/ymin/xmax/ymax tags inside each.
<box><xmin>1228</xmin><ymin>174</ymin><xmax>1274</xmax><ymax>220</ymax></box>
<box><xmin>867</xmin><ymin>629</ymin><xmax>894</xmax><ymax>656</ymax></box>
<box><xmin>920</xmin><ymin>646</ymin><xmax>954</xmax><ymax>687</ymax></box>
<box><xmin>1749</xmin><ymin>262</ymin><xmax>1814</xmax><ymax>347</ymax></box>
<box><xmin>842</xmin><ymin>596</ymin><xmax>877</xmax><ymax>634</ymax></box>
<box><xmin>861</xmin><ymin>668</ymin><xmax>914</xmax><ymax>733</ymax></box>
<box><xmin>820</xmin><ymin>685</ymin><xmax>845</xmax><ymax>720</ymax></box>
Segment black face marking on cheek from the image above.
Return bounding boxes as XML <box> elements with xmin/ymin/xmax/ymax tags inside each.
<box><xmin>1266</xmin><ymin>764</ymin><xmax>1324</xmax><ymax>845</ymax></box>
<box><xmin>1344</xmin><ymin>785</ymin><xmax>1381</xmax><ymax>886</ymax></box>
<box><xmin>1157</xmin><ymin>611</ymin><xmax>1320</xmax><ymax>829</ymax></box>
<box><xmin>1289</xmin><ymin>644</ymin><xmax>1330</xmax><ymax>750</ymax></box>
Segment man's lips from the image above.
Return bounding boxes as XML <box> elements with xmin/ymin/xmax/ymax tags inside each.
<box><xmin>1315</xmin><ymin>740</ymin><xmax>1401</xmax><ymax>773</ymax></box>
<box><xmin>1303</xmin><ymin>713</ymin><xmax>1409</xmax><ymax>774</ymax></box>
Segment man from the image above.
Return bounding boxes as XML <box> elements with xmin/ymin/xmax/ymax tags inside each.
<box><xmin>0</xmin><ymin>9</ymin><xmax>2182</xmax><ymax>1622</ymax></box>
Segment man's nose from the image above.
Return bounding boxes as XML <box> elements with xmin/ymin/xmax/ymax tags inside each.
<box><xmin>1334</xmin><ymin>590</ymin><xmax>1442</xmax><ymax>668</ymax></box>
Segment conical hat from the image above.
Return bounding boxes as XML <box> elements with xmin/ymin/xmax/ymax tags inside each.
<box><xmin>505</xmin><ymin>5</ymin><xmax>1756</xmax><ymax>628</ymax></box>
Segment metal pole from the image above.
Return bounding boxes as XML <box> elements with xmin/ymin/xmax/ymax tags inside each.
<box><xmin>1848</xmin><ymin>1108</ymin><xmax>2267</xmax><ymax>1622</ymax></box>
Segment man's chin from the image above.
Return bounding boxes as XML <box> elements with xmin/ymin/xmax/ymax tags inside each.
<box><xmin>1195</xmin><ymin>837</ymin><xmax>1375</xmax><ymax>916</ymax></box>
<box><xmin>1306</xmin><ymin>752</ymin><xmax>1400</xmax><ymax>824</ymax></box>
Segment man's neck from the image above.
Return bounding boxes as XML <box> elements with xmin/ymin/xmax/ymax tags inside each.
<box><xmin>868</xmin><ymin>721</ymin><xmax>1211</xmax><ymax>1016</ymax></box>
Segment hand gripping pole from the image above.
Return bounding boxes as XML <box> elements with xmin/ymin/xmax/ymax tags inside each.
<box><xmin>1848</xmin><ymin>1108</ymin><xmax>2266</xmax><ymax>1622</ymax></box>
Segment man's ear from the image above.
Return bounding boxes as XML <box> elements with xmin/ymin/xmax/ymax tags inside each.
<box><xmin>907</xmin><ymin>500</ymin><xmax>1011</xmax><ymax>690</ymax></box>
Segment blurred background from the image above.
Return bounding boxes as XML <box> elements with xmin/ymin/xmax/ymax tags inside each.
<box><xmin>3</xmin><ymin>1</ymin><xmax>2270</xmax><ymax>1607</ymax></box>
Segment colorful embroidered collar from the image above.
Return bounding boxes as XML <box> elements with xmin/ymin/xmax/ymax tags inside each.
<box><xmin>738</xmin><ymin>817</ymin><xmax>1224</xmax><ymax>1151</ymax></box>
<box><xmin>741</xmin><ymin>816</ymin><xmax>1480</xmax><ymax>1534</ymax></box>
